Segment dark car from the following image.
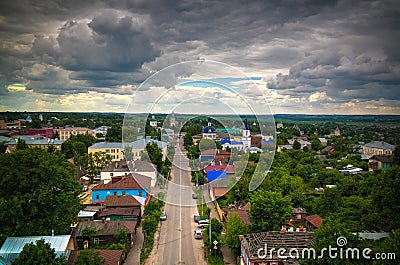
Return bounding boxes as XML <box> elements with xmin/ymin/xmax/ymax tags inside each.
<box><xmin>194</xmin><ymin>214</ymin><xmax>201</xmax><ymax>223</ymax></box>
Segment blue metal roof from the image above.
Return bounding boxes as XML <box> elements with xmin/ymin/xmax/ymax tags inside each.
<box><xmin>0</xmin><ymin>235</ymin><xmax>71</xmax><ymax>265</ymax></box>
<box><xmin>220</xmin><ymin>139</ymin><xmax>231</xmax><ymax>145</ymax></box>
<box><xmin>206</xmin><ymin>169</ymin><xmax>227</xmax><ymax>182</ymax></box>
<box><xmin>203</xmin><ymin>126</ymin><xmax>216</xmax><ymax>133</ymax></box>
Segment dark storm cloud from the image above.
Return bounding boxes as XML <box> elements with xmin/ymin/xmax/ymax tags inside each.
<box><xmin>0</xmin><ymin>0</ymin><xmax>399</xmax><ymax>112</ymax></box>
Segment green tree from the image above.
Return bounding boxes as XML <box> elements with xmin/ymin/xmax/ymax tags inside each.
<box><xmin>311</xmin><ymin>139</ymin><xmax>322</xmax><ymax>151</ymax></box>
<box><xmin>144</xmin><ymin>142</ymin><xmax>163</xmax><ymax>172</ymax></box>
<box><xmin>225</xmin><ymin>213</ymin><xmax>250</xmax><ymax>256</ymax></box>
<box><xmin>82</xmin><ymin>226</ymin><xmax>98</xmax><ymax>247</ymax></box>
<box><xmin>203</xmin><ymin>218</ymin><xmax>223</xmax><ymax>252</ymax></box>
<box><xmin>81</xmin><ymin>152</ymin><xmax>112</xmax><ymax>179</ymax></box>
<box><xmin>74</xmin><ymin>249</ymin><xmax>105</xmax><ymax>265</ymax></box>
<box><xmin>16</xmin><ymin>139</ymin><xmax>28</xmax><ymax>150</ymax></box>
<box><xmin>114</xmin><ymin>227</ymin><xmax>129</xmax><ymax>245</ymax></box>
<box><xmin>0</xmin><ymin>148</ymin><xmax>80</xmax><ymax>237</ymax></box>
<box><xmin>315</xmin><ymin>187</ymin><xmax>342</xmax><ymax>216</ymax></box>
<box><xmin>183</xmin><ymin>133</ymin><xmax>193</xmax><ymax>149</ymax></box>
<box><xmin>374</xmin><ymin>228</ymin><xmax>400</xmax><ymax>265</ymax></box>
<box><xmin>249</xmin><ymin>190</ymin><xmax>292</xmax><ymax>231</ymax></box>
<box><xmin>393</xmin><ymin>145</ymin><xmax>400</xmax><ymax>166</ymax></box>
<box><xmin>105</xmin><ymin>124</ymin><xmax>122</xmax><ymax>142</ymax></box>
<box><xmin>12</xmin><ymin>239</ymin><xmax>67</xmax><ymax>265</ymax></box>
<box><xmin>293</xmin><ymin>140</ymin><xmax>301</xmax><ymax>150</ymax></box>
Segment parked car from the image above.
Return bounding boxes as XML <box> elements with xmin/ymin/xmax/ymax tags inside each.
<box><xmin>194</xmin><ymin>229</ymin><xmax>203</xmax><ymax>239</ymax></box>
<box><xmin>194</xmin><ymin>214</ymin><xmax>201</xmax><ymax>223</ymax></box>
<box><xmin>160</xmin><ymin>211</ymin><xmax>167</xmax><ymax>221</ymax></box>
<box><xmin>198</xmin><ymin>219</ymin><xmax>209</xmax><ymax>228</ymax></box>
<box><xmin>192</xmin><ymin>193</ymin><xmax>198</xmax><ymax>199</ymax></box>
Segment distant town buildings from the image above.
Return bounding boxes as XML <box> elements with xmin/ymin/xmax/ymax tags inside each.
<box><xmin>363</xmin><ymin>141</ymin><xmax>395</xmax><ymax>156</ymax></box>
<box><xmin>54</xmin><ymin>127</ymin><xmax>95</xmax><ymax>140</ymax></box>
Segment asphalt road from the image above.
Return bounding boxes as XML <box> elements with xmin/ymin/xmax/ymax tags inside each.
<box><xmin>155</xmin><ymin>144</ymin><xmax>207</xmax><ymax>265</ymax></box>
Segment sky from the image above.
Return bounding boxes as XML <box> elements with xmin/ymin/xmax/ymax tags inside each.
<box><xmin>0</xmin><ymin>0</ymin><xmax>399</xmax><ymax>115</ymax></box>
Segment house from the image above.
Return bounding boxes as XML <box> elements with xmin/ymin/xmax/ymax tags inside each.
<box><xmin>305</xmin><ymin>214</ymin><xmax>323</xmax><ymax>231</ymax></box>
<box><xmin>72</xmin><ymin>220</ymin><xmax>137</xmax><ymax>248</ymax></box>
<box><xmin>277</xmin><ymin>145</ymin><xmax>293</xmax><ymax>152</ymax></box>
<box><xmin>288</xmin><ymin>139</ymin><xmax>311</xmax><ymax>150</ymax></box>
<box><xmin>291</xmin><ymin>208</ymin><xmax>307</xmax><ymax>222</ymax></box>
<box><xmin>204</xmin><ymin>164</ymin><xmax>227</xmax><ymax>173</ymax></box>
<box><xmin>27</xmin><ymin>128</ymin><xmax>53</xmax><ymax>138</ymax></box>
<box><xmin>262</xmin><ymin>140</ymin><xmax>275</xmax><ymax>151</ymax></box>
<box><xmin>321</xmin><ymin>145</ymin><xmax>335</xmax><ymax>153</ymax></box>
<box><xmin>88</xmin><ymin>142</ymin><xmax>124</xmax><ymax>162</ymax></box>
<box><xmin>104</xmin><ymin>195</ymin><xmax>143</xmax><ymax>218</ymax></box>
<box><xmin>239</xmin><ymin>231</ymin><xmax>314</xmax><ymax>265</ymax></box>
<box><xmin>362</xmin><ymin>141</ymin><xmax>395</xmax><ymax>156</ymax></box>
<box><xmin>209</xmin><ymin>175</ymin><xmax>230</xmax><ymax>200</ymax></box>
<box><xmin>98</xmin><ymin>208</ymin><xmax>141</xmax><ymax>221</ymax></box>
<box><xmin>225</xmin><ymin>203</ymin><xmax>251</xmax><ymax>226</ymax></box>
<box><xmin>68</xmin><ymin>249</ymin><xmax>124</xmax><ymax>265</ymax></box>
<box><xmin>318</xmin><ymin>137</ymin><xmax>328</xmax><ymax>146</ymax></box>
<box><xmin>199</xmin><ymin>149</ymin><xmax>216</xmax><ymax>164</ymax></box>
<box><xmin>100</xmin><ymin>160</ymin><xmax>157</xmax><ymax>186</ymax></box>
<box><xmin>0</xmin><ymin>235</ymin><xmax>75</xmax><ymax>265</ymax></box>
<box><xmin>92</xmin><ymin>174</ymin><xmax>151</xmax><ymax>204</ymax></box>
<box><xmin>206</xmin><ymin>169</ymin><xmax>227</xmax><ymax>182</ymax></box>
<box><xmin>368</xmin><ymin>155</ymin><xmax>393</xmax><ymax>172</ymax></box>
<box><xmin>251</xmin><ymin>134</ymin><xmax>263</xmax><ymax>148</ymax></box>
<box><xmin>54</xmin><ymin>127</ymin><xmax>95</xmax><ymax>140</ymax></box>
<box><xmin>125</xmin><ymin>136</ymin><xmax>168</xmax><ymax>161</ymax></box>
<box><xmin>6</xmin><ymin>135</ymin><xmax>64</xmax><ymax>152</ymax></box>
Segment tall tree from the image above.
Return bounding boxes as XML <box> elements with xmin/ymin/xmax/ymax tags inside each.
<box><xmin>105</xmin><ymin>124</ymin><xmax>122</xmax><ymax>142</ymax></box>
<box><xmin>0</xmin><ymin>148</ymin><xmax>81</xmax><ymax>238</ymax></box>
<box><xmin>144</xmin><ymin>142</ymin><xmax>163</xmax><ymax>172</ymax></box>
<box><xmin>12</xmin><ymin>239</ymin><xmax>67</xmax><ymax>265</ymax></box>
<box><xmin>81</xmin><ymin>152</ymin><xmax>112</xmax><ymax>179</ymax></box>
<box><xmin>249</xmin><ymin>189</ymin><xmax>292</xmax><ymax>231</ymax></box>
<box><xmin>225</xmin><ymin>213</ymin><xmax>250</xmax><ymax>256</ymax></box>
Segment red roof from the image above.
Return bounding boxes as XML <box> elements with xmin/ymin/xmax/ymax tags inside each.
<box><xmin>104</xmin><ymin>195</ymin><xmax>141</xmax><ymax>207</ymax></box>
<box><xmin>305</xmin><ymin>214</ymin><xmax>323</xmax><ymax>228</ymax></box>
<box><xmin>92</xmin><ymin>173</ymin><xmax>151</xmax><ymax>191</ymax></box>
<box><xmin>204</xmin><ymin>165</ymin><xmax>227</xmax><ymax>173</ymax></box>
<box><xmin>97</xmin><ymin>250</ymin><xmax>123</xmax><ymax>265</ymax></box>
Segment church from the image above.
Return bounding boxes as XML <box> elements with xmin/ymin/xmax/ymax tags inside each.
<box><xmin>220</xmin><ymin>118</ymin><xmax>251</xmax><ymax>151</ymax></box>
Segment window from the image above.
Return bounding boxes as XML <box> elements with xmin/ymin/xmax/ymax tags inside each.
<box><xmin>138</xmin><ymin>191</ymin><xmax>143</xmax><ymax>197</ymax></box>
<box><xmin>96</xmin><ymin>194</ymin><xmax>100</xmax><ymax>200</ymax></box>
<box><xmin>110</xmin><ymin>173</ymin><xmax>113</xmax><ymax>177</ymax></box>
<box><xmin>94</xmin><ymin>237</ymin><xmax>99</xmax><ymax>245</ymax></box>
<box><xmin>106</xmin><ymin>149</ymin><xmax>110</xmax><ymax>153</ymax></box>
<box><xmin>111</xmin><ymin>149</ymin><xmax>115</xmax><ymax>153</ymax></box>
<box><xmin>113</xmin><ymin>192</ymin><xmax>117</xmax><ymax>196</ymax></box>
<box><xmin>122</xmin><ymin>191</ymin><xmax>126</xmax><ymax>195</ymax></box>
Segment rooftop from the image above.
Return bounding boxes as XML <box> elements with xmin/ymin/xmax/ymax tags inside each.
<box><xmin>240</xmin><ymin>231</ymin><xmax>314</xmax><ymax>260</ymax></box>
<box><xmin>92</xmin><ymin>173</ymin><xmax>151</xmax><ymax>191</ymax></box>
<box><xmin>104</xmin><ymin>195</ymin><xmax>142</xmax><ymax>207</ymax></box>
<box><xmin>89</xmin><ymin>142</ymin><xmax>123</xmax><ymax>149</ymax></box>
<box><xmin>73</xmin><ymin>220</ymin><xmax>137</xmax><ymax>237</ymax></box>
<box><xmin>364</xmin><ymin>141</ymin><xmax>395</xmax><ymax>150</ymax></box>
<box><xmin>0</xmin><ymin>235</ymin><xmax>72</xmax><ymax>263</ymax></box>
<box><xmin>305</xmin><ymin>214</ymin><xmax>323</xmax><ymax>228</ymax></box>
<box><xmin>98</xmin><ymin>207</ymin><xmax>140</xmax><ymax>218</ymax></box>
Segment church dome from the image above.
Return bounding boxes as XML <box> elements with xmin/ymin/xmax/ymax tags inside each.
<box><xmin>203</xmin><ymin>126</ymin><xmax>216</xmax><ymax>133</ymax></box>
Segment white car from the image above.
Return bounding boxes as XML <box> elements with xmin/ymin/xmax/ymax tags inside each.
<box><xmin>197</xmin><ymin>219</ymin><xmax>209</xmax><ymax>228</ymax></box>
<box><xmin>160</xmin><ymin>211</ymin><xmax>167</xmax><ymax>221</ymax></box>
<box><xmin>194</xmin><ymin>229</ymin><xmax>203</xmax><ymax>239</ymax></box>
